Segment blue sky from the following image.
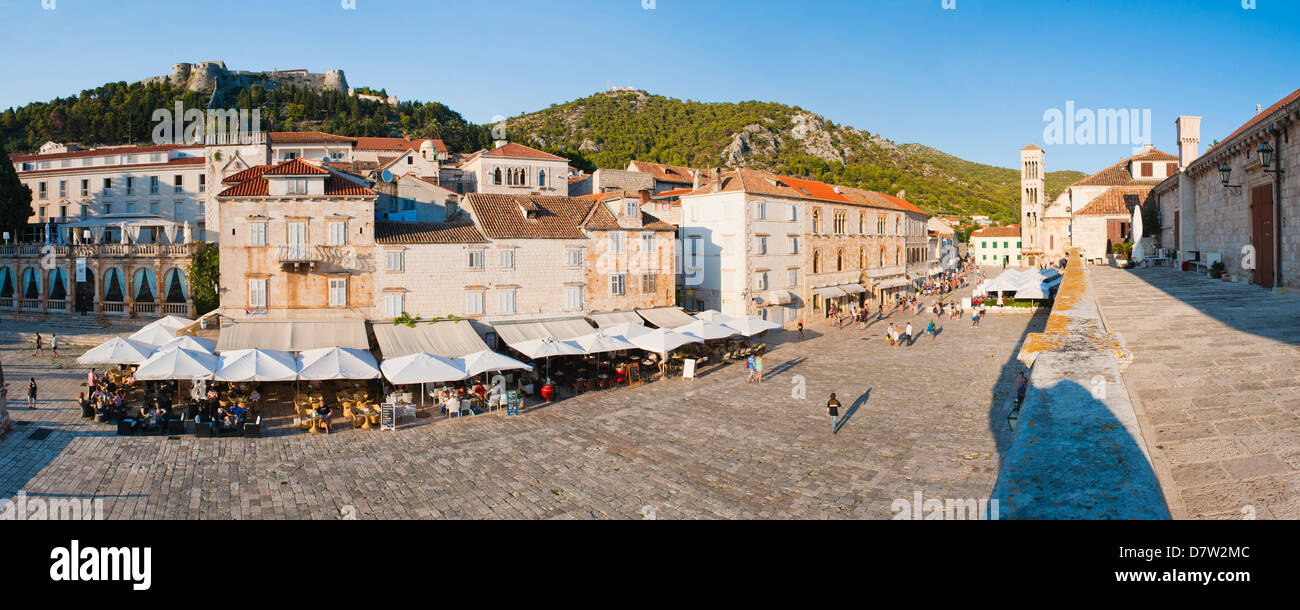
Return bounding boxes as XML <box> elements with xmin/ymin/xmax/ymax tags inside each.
<box><xmin>2</xmin><ymin>0</ymin><xmax>1298</xmax><ymax>174</ymax></box>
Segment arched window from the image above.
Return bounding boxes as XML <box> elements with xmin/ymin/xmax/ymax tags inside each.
<box><xmin>879</xmin><ymin>247</ymin><xmax>886</xmax><ymax>267</ymax></box>
<box><xmin>164</xmin><ymin>268</ymin><xmax>189</xmax><ymax>303</ymax></box>
<box><xmin>895</xmin><ymin>248</ymin><xmax>901</xmax><ymax>266</ymax></box>
<box><xmin>538</xmin><ymin>170</ymin><xmax>546</xmax><ymax>187</ymax></box>
<box><xmin>812</xmin><ymin>250</ymin><xmax>822</xmax><ymax>274</ymax></box>
<box><xmin>858</xmin><ymin>212</ymin><xmax>865</xmax><ymax>234</ymax></box>
<box><xmin>22</xmin><ymin>268</ymin><xmax>40</xmax><ymax>299</ymax></box>
<box><xmin>812</xmin><ymin>208</ymin><xmax>822</xmax><ymax>233</ymax></box>
<box><xmin>860</xmin><ymin>248</ymin><xmax>866</xmax><ymax>269</ymax></box>
<box><xmin>0</xmin><ymin>267</ymin><xmax>13</xmax><ymax>299</ymax></box>
<box><xmin>836</xmin><ymin>249</ymin><xmax>843</xmax><ymax>271</ymax></box>
<box><xmin>48</xmin><ymin>268</ymin><xmax>67</xmax><ymax>301</ymax></box>
<box><xmin>133</xmin><ymin>268</ymin><xmax>157</xmax><ymax>303</ymax></box>
<box><xmin>104</xmin><ymin>268</ymin><xmax>125</xmax><ymax>302</ymax></box>
<box><xmin>493</xmin><ymin>168</ymin><xmax>503</xmax><ymax>185</ymax></box>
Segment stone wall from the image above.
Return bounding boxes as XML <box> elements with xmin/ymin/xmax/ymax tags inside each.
<box><xmin>992</xmin><ymin>248</ymin><xmax>1169</xmax><ymax>519</ymax></box>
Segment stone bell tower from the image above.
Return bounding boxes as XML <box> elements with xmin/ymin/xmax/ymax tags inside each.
<box><xmin>1020</xmin><ymin>144</ymin><xmax>1046</xmax><ymax>267</ymax></box>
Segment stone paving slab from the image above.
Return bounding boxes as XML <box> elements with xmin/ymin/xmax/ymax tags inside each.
<box><xmin>1091</xmin><ymin>265</ymin><xmax>1300</xmax><ymax>520</ymax></box>
<box><xmin>0</xmin><ymin>296</ymin><xmax>1037</xmax><ymax>520</ymax></box>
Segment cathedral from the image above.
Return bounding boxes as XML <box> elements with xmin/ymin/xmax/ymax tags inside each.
<box><xmin>1018</xmin><ymin>144</ymin><xmax>1182</xmax><ymax>267</ymax></box>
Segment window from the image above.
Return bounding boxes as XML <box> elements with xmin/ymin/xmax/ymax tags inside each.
<box><xmin>466</xmin><ymin>292</ymin><xmax>485</xmax><ymax>315</ymax></box>
<box><xmin>103</xmin><ymin>178</ymin><xmax>112</xmax><ymax>197</ymax></box>
<box><xmin>789</xmin><ymin>205</ymin><xmax>798</xmax><ymax>222</ymax></box>
<box><xmin>610</xmin><ymin>231</ymin><xmax>625</xmax><ymax>254</ymax></box>
<box><xmin>125</xmin><ymin>177</ymin><xmax>134</xmax><ymax>196</ymax></box>
<box><xmin>498</xmin><ymin>289</ymin><xmax>516</xmax><ymax>314</ymax></box>
<box><xmin>788</xmin><ymin>268</ymin><xmax>799</xmax><ymax>288</ymax></box>
<box><xmin>174</xmin><ymin>175</ymin><xmax>183</xmax><ymax>193</ymax></box>
<box><xmin>609</xmin><ymin>274</ymin><xmax>626</xmax><ymax>296</ymax></box>
<box><xmin>789</xmin><ymin>236</ymin><xmax>799</xmax><ymax>254</ymax></box>
<box><xmin>640</xmin><ymin>232</ymin><xmax>654</xmax><ymax>256</ymax></box>
<box><xmin>328</xmin><ymin>278</ymin><xmax>348</xmax><ymax>307</ymax></box>
<box><xmin>328</xmin><ymin>221</ymin><xmax>346</xmax><ymax>246</ymax></box>
<box><xmin>565</xmin><ymin>247</ymin><xmax>583</xmax><ymax>268</ymax></box>
<box><xmin>877</xmin><ymin>215</ymin><xmax>886</xmax><ymax>235</ymax></box>
<box><xmin>493</xmin><ymin>168</ymin><xmax>503</xmax><ymax>185</ymax></box>
<box><xmin>812</xmin><ymin>208</ymin><xmax>822</xmax><ymax>233</ymax></box>
<box><xmin>1016</xmin><ymin>241</ymin><xmax>1021</xmax><ymax>248</ymax></box>
<box><xmin>249</xmin><ymin>222</ymin><xmax>267</xmax><ymax>247</ymax></box>
<box><xmin>199</xmin><ymin>175</ymin><xmax>206</xmax><ymax>193</ymax></box>
<box><xmin>38</xmin><ymin>182</ymin><xmax>46</xmax><ymax>199</ymax></box>
<box><xmin>836</xmin><ymin>249</ymin><xmax>844</xmax><ymax>271</ymax></box>
<box><xmin>105</xmin><ymin>204</ymin><xmax>113</xmax><ymax>215</ymax></box>
<box><xmin>755</xmin><ymin>271</ymin><xmax>768</xmax><ymax>291</ymax></box>
<box><xmin>467</xmin><ymin>250</ymin><xmax>484</xmax><ymax>270</ymax></box>
<box><xmin>407</xmin><ymin>156</ymin><xmax>414</xmax><ymax>166</ymax></box>
<box><xmin>625</xmin><ymin>201</ymin><xmax>638</xmax><ymax>218</ymax></box>
<box><xmin>126</xmin><ymin>202</ymin><xmax>135</xmax><ymax>213</ymax></box>
<box><xmin>150</xmin><ymin>176</ymin><xmax>159</xmax><ymax>195</ymax></box>
<box><xmin>756</xmin><ymin>201</ymin><xmax>767</xmax><ymax>220</ymax></box>
<box><xmin>565</xmin><ymin>285</ymin><xmax>583</xmax><ymax>311</ymax></box>
<box><xmin>499</xmin><ymin>249</ymin><xmax>515</xmax><ymax>270</ymax></box>
<box><xmin>538</xmin><ymin>170</ymin><xmax>547</xmax><ymax>187</ymax></box>
<box><xmin>174</xmin><ymin>201</ymin><xmax>183</xmax><ymax>219</ymax></box>
<box><xmin>150</xmin><ymin>201</ymin><xmax>159</xmax><ymax>215</ymax></box>
<box><xmin>812</xmin><ymin>250</ymin><xmax>822</xmax><ymax>274</ymax></box>
<box><xmin>641</xmin><ymin>273</ymin><xmax>656</xmax><ymax>294</ymax></box>
<box><xmin>386</xmin><ymin>250</ymin><xmax>404</xmax><ymax>272</ymax></box>
<box><xmin>385</xmin><ymin>293</ymin><xmax>404</xmax><ymax>318</ymax></box>
<box><xmin>288</xmin><ymin>179</ymin><xmax>308</xmax><ymax>195</ymax></box>
<box><xmin>58</xmin><ymin>181</ymin><xmax>66</xmax><ymax>198</ymax></box>
<box><xmin>757</xmin><ymin>236</ymin><xmax>768</xmax><ymax>255</ymax></box>
<box><xmin>80</xmin><ymin>179</ymin><xmax>89</xmax><ymax>197</ymax></box>
<box><xmin>1140</xmin><ymin>163</ymin><xmax>1153</xmax><ymax>178</ymax></box>
<box><xmin>1003</xmin><ymin>241</ymin><xmax>1009</xmax><ymax>249</ymax></box>
<box><xmin>833</xmin><ymin>211</ymin><xmax>846</xmax><ymax>234</ymax></box>
<box><xmin>248</xmin><ymin>279</ymin><xmax>267</xmax><ymax>308</ymax></box>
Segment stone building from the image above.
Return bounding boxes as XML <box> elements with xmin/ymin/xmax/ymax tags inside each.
<box><xmin>1152</xmin><ymin>88</ymin><xmax>1300</xmax><ymax>290</ymax></box>
<box><xmin>678</xmin><ymin>168</ymin><xmax>923</xmax><ymax>327</ymax></box>
<box><xmin>215</xmin><ymin>158</ymin><xmax>378</xmax><ymax>321</ymax></box>
<box><xmin>456</xmin><ymin>142</ymin><xmax>570</xmax><ymax>197</ymax></box>
<box><xmin>970</xmin><ymin>225</ymin><xmax>1022</xmax><ymax>268</ymax></box>
<box><xmin>1020</xmin><ymin>144</ymin><xmax>1177</xmax><ymax>266</ymax></box>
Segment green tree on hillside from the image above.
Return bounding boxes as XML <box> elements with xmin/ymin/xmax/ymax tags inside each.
<box><xmin>0</xmin><ymin>136</ymin><xmax>34</xmax><ymax>236</ymax></box>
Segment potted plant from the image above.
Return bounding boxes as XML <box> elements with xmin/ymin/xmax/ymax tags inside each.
<box><xmin>1112</xmin><ymin>242</ymin><xmax>1133</xmax><ymax>267</ymax></box>
<box><xmin>1209</xmin><ymin>260</ymin><xmax>1227</xmax><ymax>281</ymax></box>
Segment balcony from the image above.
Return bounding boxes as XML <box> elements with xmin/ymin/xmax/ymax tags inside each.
<box><xmin>277</xmin><ymin>245</ymin><xmax>358</xmax><ymax>271</ymax></box>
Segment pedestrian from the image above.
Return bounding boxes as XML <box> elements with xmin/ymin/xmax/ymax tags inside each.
<box><xmin>33</xmin><ymin>332</ymin><xmax>43</xmax><ymax>356</ymax></box>
<box><xmin>754</xmin><ymin>348</ymin><xmax>765</xmax><ymax>384</ymax></box>
<box><xmin>972</xmin><ymin>310</ymin><xmax>980</xmax><ymax>328</ymax></box>
<box><xmin>1016</xmin><ymin>370</ymin><xmax>1029</xmax><ymax>407</ymax></box>
<box><xmin>27</xmin><ymin>377</ymin><xmax>37</xmax><ymax>408</ymax></box>
<box><xmin>826</xmin><ymin>393</ymin><xmax>842</xmax><ymax>434</ymax></box>
<box><xmin>746</xmin><ymin>353</ymin><xmax>756</xmax><ymax>383</ymax></box>
<box><xmin>886</xmin><ymin>323</ymin><xmax>896</xmax><ymax>347</ymax></box>
<box><xmin>87</xmin><ymin>368</ymin><xmax>97</xmax><ymax>389</ymax></box>
<box><xmin>51</xmin><ymin>333</ymin><xmax>58</xmax><ymax>357</ymax></box>
<box><xmin>797</xmin><ymin>320</ymin><xmax>805</xmax><ymax>339</ymax></box>
<box><xmin>904</xmin><ymin>322</ymin><xmax>913</xmax><ymax>346</ymax></box>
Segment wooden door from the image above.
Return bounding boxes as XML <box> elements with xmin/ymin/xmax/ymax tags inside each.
<box><xmin>1250</xmin><ymin>185</ymin><xmax>1275</xmax><ymax>288</ymax></box>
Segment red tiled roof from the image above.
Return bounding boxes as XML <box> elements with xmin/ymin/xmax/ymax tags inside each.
<box><xmin>267</xmin><ymin>131</ymin><xmax>357</xmax><ymax>145</ymax></box>
<box><xmin>628</xmin><ymin>160</ymin><xmax>703</xmax><ymax>185</ymax></box>
<box><xmin>681</xmin><ymin>167</ymin><xmax>928</xmax><ymax>216</ymax></box>
<box><xmin>354</xmin><ymin>137</ymin><xmax>447</xmax><ymax>153</ymax></box>
<box><xmin>375</xmin><ymin>220</ymin><xmax>485</xmax><ymax>244</ymax></box>
<box><xmin>1075</xmin><ymin>186</ymin><xmax>1150</xmax><ymax>216</ymax></box>
<box><xmin>477</xmin><ymin>142</ymin><xmax>566</xmax><ymax>161</ymax></box>
<box><xmin>654</xmin><ymin>188</ymin><xmax>693</xmax><ymax>198</ymax></box>
<box><xmin>1072</xmin><ymin>148</ymin><xmax>1177</xmax><ymax>187</ymax></box>
<box><xmin>1021</xmin><ymin>144</ymin><xmax>1042</xmax><ymax>151</ymax></box>
<box><xmin>221</xmin><ymin>165</ymin><xmax>271</xmax><ymax>185</ymax></box>
<box><xmin>1217</xmin><ymin>87</ymin><xmax>1300</xmax><ymax>150</ymax></box>
<box><xmin>465</xmin><ymin>193</ymin><xmax>604</xmax><ymax>239</ymax></box>
<box><xmin>263</xmin><ymin>158</ymin><xmax>331</xmax><ymax>176</ymax></box>
<box><xmin>972</xmin><ymin>225</ymin><xmax>1022</xmax><ymax>238</ymax></box>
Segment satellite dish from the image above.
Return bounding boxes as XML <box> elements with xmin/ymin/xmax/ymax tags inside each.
<box><xmin>321</xmin><ymin>156</ymin><xmax>331</xmax><ymax>165</ymax></box>
<box><xmin>380</xmin><ymin>169</ymin><xmax>394</xmax><ymax>183</ymax></box>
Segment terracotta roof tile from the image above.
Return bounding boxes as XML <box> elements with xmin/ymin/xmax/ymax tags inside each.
<box><xmin>465</xmin><ymin>194</ymin><xmax>600</xmax><ymax>239</ymax></box>
<box><xmin>478</xmin><ymin>142</ymin><xmax>566</xmax><ymax>161</ymax></box>
<box><xmin>1075</xmin><ymin>186</ymin><xmax>1151</xmax><ymax>216</ymax></box>
<box><xmin>375</xmin><ymin>220</ymin><xmax>486</xmax><ymax>244</ymax></box>
<box><xmin>18</xmin><ymin>156</ymin><xmax>203</xmax><ymax>176</ymax></box>
<box><xmin>971</xmin><ymin>225</ymin><xmax>1022</xmax><ymax>238</ymax></box>
<box><xmin>263</xmin><ymin>158</ymin><xmax>331</xmax><ymax>176</ymax></box>
<box><xmin>1072</xmin><ymin>148</ymin><xmax>1177</xmax><ymax>187</ymax></box>
<box><xmin>217</xmin><ymin>159</ymin><xmax>375</xmax><ymax>198</ymax></box>
<box><xmin>221</xmin><ymin>165</ymin><xmax>270</xmax><ymax>185</ymax></box>
<box><xmin>628</xmin><ymin>160</ymin><xmax>703</xmax><ymax>185</ymax></box>
<box><xmin>11</xmin><ymin>143</ymin><xmax>200</xmax><ymax>163</ymax></box>
<box><xmin>1217</xmin><ymin>86</ymin><xmax>1300</xmax><ymax>150</ymax></box>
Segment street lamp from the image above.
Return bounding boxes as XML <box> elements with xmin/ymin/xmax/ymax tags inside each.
<box><xmin>1258</xmin><ymin>141</ymin><xmax>1275</xmax><ymax>169</ymax></box>
<box><xmin>1219</xmin><ymin>164</ymin><xmax>1243</xmax><ymax>192</ymax></box>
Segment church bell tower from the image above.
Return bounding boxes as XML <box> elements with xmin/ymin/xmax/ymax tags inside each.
<box><xmin>1020</xmin><ymin>144</ymin><xmax>1046</xmax><ymax>268</ymax></box>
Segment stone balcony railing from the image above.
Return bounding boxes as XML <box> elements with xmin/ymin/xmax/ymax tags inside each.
<box><xmin>0</xmin><ymin>243</ymin><xmax>197</xmax><ymax>258</ymax></box>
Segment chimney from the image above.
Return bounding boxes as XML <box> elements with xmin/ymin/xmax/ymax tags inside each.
<box><xmin>896</xmin><ymin>189</ymin><xmax>906</xmax><ymax>200</ymax></box>
<box><xmin>637</xmin><ymin>189</ymin><xmax>652</xmax><ymax>204</ymax></box>
<box><xmin>494</xmin><ymin>139</ymin><xmax>508</xmax><ymax>149</ymax></box>
<box><xmin>691</xmin><ymin>170</ymin><xmax>701</xmax><ymax>190</ymax></box>
<box><xmin>1257</xmin><ymin>104</ymin><xmax>1263</xmax><ymax>115</ymax></box>
<box><xmin>710</xmin><ymin>168</ymin><xmax>722</xmax><ymax>193</ymax></box>
<box><xmin>1176</xmin><ymin>116</ymin><xmax>1202</xmax><ymax>169</ymax></box>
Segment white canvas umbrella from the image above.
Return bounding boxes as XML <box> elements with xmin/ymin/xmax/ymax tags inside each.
<box><xmin>145</xmin><ymin>315</ymin><xmax>195</xmax><ymax>333</ymax></box>
<box><xmin>628</xmin><ymin>328</ymin><xmax>702</xmax><ymax>356</ymax></box>
<box><xmin>1014</xmin><ymin>282</ymin><xmax>1052</xmax><ymax>300</ymax></box>
<box><xmin>129</xmin><ymin>324</ymin><xmax>179</xmax><ymax>346</ymax></box>
<box><xmin>134</xmin><ymin>347</ymin><xmax>218</xmax><ymax>381</ymax></box>
<box><xmin>675</xmin><ymin>319</ymin><xmax>739</xmax><ymax>341</ymax></box>
<box><xmin>380</xmin><ymin>353</ymin><xmax>467</xmax><ymax>385</ymax></box>
<box><xmin>693</xmin><ymin>310</ymin><xmax>733</xmax><ymax>325</ymax></box>
<box><xmin>459</xmin><ymin>350</ymin><xmax>533</xmax><ymax>377</ymax></box>
<box><xmin>509</xmin><ymin>337</ymin><xmax>585</xmax><ymax>360</ymax></box>
<box><xmin>155</xmin><ymin>335</ymin><xmax>217</xmax><ymax>354</ymax></box>
<box><xmin>77</xmin><ymin>336</ymin><xmax>156</xmax><ymax>365</ymax></box>
<box><xmin>722</xmin><ymin>316</ymin><xmax>782</xmax><ymax>337</ymax></box>
<box><xmin>602</xmin><ymin>322</ymin><xmax>652</xmax><ymax>340</ymax></box>
<box><xmin>296</xmin><ymin>347</ymin><xmax>381</xmax><ymax>381</ymax></box>
<box><xmin>214</xmin><ymin>349</ymin><xmax>298</xmax><ymax>382</ymax></box>
<box><xmin>1131</xmin><ymin>203</ymin><xmax>1145</xmax><ymax>263</ymax></box>
<box><xmin>571</xmin><ymin>330</ymin><xmax>637</xmax><ymax>355</ymax></box>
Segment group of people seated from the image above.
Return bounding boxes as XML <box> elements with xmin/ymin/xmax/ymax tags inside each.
<box><xmin>81</xmin><ymin>367</ymin><xmax>133</xmax><ymax>422</ymax></box>
<box><xmin>195</xmin><ymin>381</ymin><xmax>260</xmax><ymax>432</ymax></box>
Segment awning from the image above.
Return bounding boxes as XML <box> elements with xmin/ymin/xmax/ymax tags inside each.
<box><xmin>875</xmin><ymin>278</ymin><xmax>912</xmax><ymax>290</ymax></box>
<box><xmin>838</xmin><ymin>284</ymin><xmax>866</xmax><ymax>295</ymax></box>
<box><xmin>755</xmin><ymin>290</ymin><xmax>794</xmax><ymax>306</ymax></box>
<box><xmin>372</xmin><ymin>320</ymin><xmax>489</xmax><ymax>359</ymax></box>
<box><xmin>813</xmin><ymin>286</ymin><xmax>847</xmax><ymax>298</ymax></box>
<box><xmin>491</xmin><ymin>317</ymin><xmax>596</xmax><ymax>347</ymax></box>
<box><xmin>636</xmin><ymin>307</ymin><xmax>697</xmax><ymax>329</ymax></box>
<box><xmin>866</xmin><ymin>266</ymin><xmax>905</xmax><ymax>280</ymax></box>
<box><xmin>590</xmin><ymin>311</ymin><xmax>645</xmax><ymax>328</ymax></box>
<box><xmin>215</xmin><ymin>320</ymin><xmax>369</xmax><ymax>353</ymax></box>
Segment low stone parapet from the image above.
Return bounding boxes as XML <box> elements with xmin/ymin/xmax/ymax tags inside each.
<box><xmin>990</xmin><ymin>249</ymin><xmax>1169</xmax><ymax>519</ymax></box>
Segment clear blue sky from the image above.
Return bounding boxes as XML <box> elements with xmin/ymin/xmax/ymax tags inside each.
<box><xmin>2</xmin><ymin>0</ymin><xmax>1298</xmax><ymax>174</ymax></box>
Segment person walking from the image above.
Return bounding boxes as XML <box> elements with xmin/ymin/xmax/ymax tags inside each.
<box><xmin>745</xmin><ymin>353</ymin><xmax>757</xmax><ymax>383</ymax></box>
<box><xmin>1016</xmin><ymin>370</ymin><xmax>1029</xmax><ymax>408</ymax></box>
<box><xmin>886</xmin><ymin>323</ymin><xmax>896</xmax><ymax>348</ymax></box>
<box><xmin>797</xmin><ymin>320</ymin><xmax>805</xmax><ymax>340</ymax></box>
<box><xmin>33</xmin><ymin>333</ymin><xmax>43</xmax><ymax>356</ymax></box>
<box><xmin>27</xmin><ymin>377</ymin><xmax>37</xmax><ymax>408</ymax></box>
<box><xmin>826</xmin><ymin>393</ymin><xmax>843</xmax><ymax>434</ymax></box>
<box><xmin>904</xmin><ymin>322</ymin><xmax>913</xmax><ymax>347</ymax></box>
<box><xmin>754</xmin><ymin>349</ymin><xmax>765</xmax><ymax>384</ymax></box>
<box><xmin>50</xmin><ymin>333</ymin><xmax>59</xmax><ymax>357</ymax></box>
<box><xmin>926</xmin><ymin>319</ymin><xmax>937</xmax><ymax>342</ymax></box>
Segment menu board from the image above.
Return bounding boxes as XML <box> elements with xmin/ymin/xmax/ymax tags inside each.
<box><xmin>506</xmin><ymin>390</ymin><xmax>520</xmax><ymax>416</ymax></box>
<box><xmin>379</xmin><ymin>403</ymin><xmax>396</xmax><ymax>431</ymax></box>
<box><xmin>682</xmin><ymin>359</ymin><xmax>697</xmax><ymax>379</ymax></box>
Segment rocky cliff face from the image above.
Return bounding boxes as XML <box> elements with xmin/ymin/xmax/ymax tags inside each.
<box><xmin>142</xmin><ymin>62</ymin><xmax>349</xmax><ymax>99</ymax></box>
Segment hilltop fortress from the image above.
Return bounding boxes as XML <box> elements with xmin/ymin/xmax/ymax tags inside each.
<box><xmin>142</xmin><ymin>61</ymin><xmax>350</xmax><ymax>95</ymax></box>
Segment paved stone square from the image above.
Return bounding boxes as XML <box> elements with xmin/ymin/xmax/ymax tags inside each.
<box><xmin>0</xmin><ymin>301</ymin><xmax>1040</xmax><ymax>520</ymax></box>
<box><xmin>1091</xmin><ymin>265</ymin><xmax>1300</xmax><ymax>520</ymax></box>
